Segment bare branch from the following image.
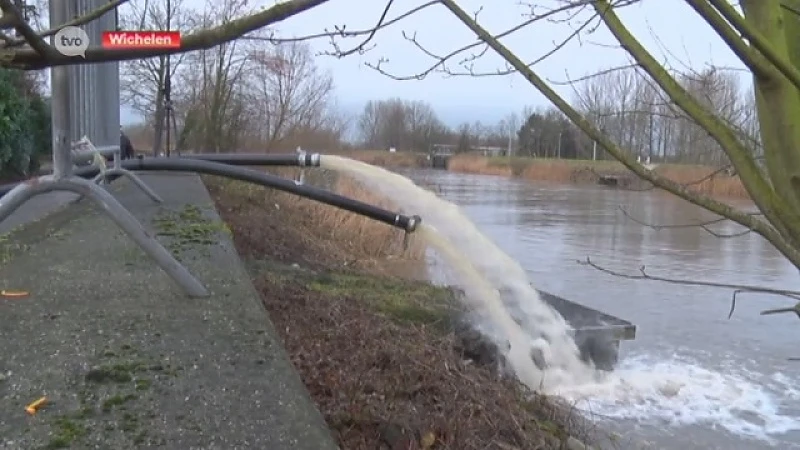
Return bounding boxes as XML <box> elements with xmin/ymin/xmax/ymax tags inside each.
<box><xmin>580</xmin><ymin>257</ymin><xmax>800</xmax><ymax>321</ymax></box>
<box><xmin>706</xmin><ymin>0</ymin><xmax>800</xmax><ymax>93</ymax></box>
<box><xmin>761</xmin><ymin>303</ymin><xmax>800</xmax><ymax>319</ymax></box>
<box><xmin>0</xmin><ymin>0</ymin><xmax>330</xmax><ymax>69</ymax></box>
<box><xmin>0</xmin><ymin>0</ymin><xmax>52</xmax><ymax>57</ymax></box>
<box><xmin>366</xmin><ymin>1</ymin><xmax>589</xmax><ymax>81</ymax></box>
<box><xmin>578</xmin><ymin>257</ymin><xmax>800</xmax><ymax>296</ymax></box>
<box><xmin>321</xmin><ymin>0</ymin><xmax>394</xmax><ymax>57</ymax></box>
<box><xmin>240</xmin><ymin>0</ymin><xmax>436</xmax><ymax>49</ymax></box>
<box><xmin>5</xmin><ymin>0</ymin><xmax>131</xmax><ymax>48</ymax></box>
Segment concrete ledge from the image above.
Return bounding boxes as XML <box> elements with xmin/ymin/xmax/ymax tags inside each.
<box><xmin>0</xmin><ymin>191</ymin><xmax>80</xmax><ymax>235</ymax></box>
<box><xmin>0</xmin><ymin>173</ymin><xmax>337</xmax><ymax>449</ymax></box>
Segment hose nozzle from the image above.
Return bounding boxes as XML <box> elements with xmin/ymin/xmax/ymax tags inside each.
<box><xmin>400</xmin><ymin>215</ymin><xmax>422</xmax><ymax>251</ymax></box>
<box><xmin>405</xmin><ymin>215</ymin><xmax>422</xmax><ymax>233</ymax></box>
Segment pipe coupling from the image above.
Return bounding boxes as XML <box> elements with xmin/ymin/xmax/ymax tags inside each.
<box><xmin>297</xmin><ymin>152</ymin><xmax>321</xmax><ymax>167</ymax></box>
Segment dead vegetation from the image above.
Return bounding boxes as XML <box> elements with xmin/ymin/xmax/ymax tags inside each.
<box><xmin>447</xmin><ymin>154</ymin><xmax>748</xmax><ymax>199</ymax></box>
<box><xmin>330</xmin><ymin>149</ymin><xmax>431</xmax><ymax>169</ymax></box>
<box><xmin>206</xmin><ymin>171</ymin><xmax>593</xmax><ymax>449</ymax></box>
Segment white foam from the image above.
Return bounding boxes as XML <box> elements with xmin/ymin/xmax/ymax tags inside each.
<box><xmin>556</xmin><ymin>354</ymin><xmax>800</xmax><ymax>442</ymax></box>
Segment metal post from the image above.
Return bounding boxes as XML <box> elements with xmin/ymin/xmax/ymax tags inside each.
<box><xmin>164</xmin><ymin>0</ymin><xmax>172</xmax><ymax>157</ymax></box>
<box><xmin>49</xmin><ymin>0</ymin><xmax>71</xmax><ymax>179</ymax></box>
<box><xmin>1</xmin><ymin>0</ymin><xmax>209</xmax><ymax>297</ymax></box>
<box><xmin>91</xmin><ymin>144</ymin><xmax>163</xmax><ymax>203</ymax></box>
<box><xmin>557</xmin><ymin>131</ymin><xmax>562</xmax><ymax>159</ymax></box>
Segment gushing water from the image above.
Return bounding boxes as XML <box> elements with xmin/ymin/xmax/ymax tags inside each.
<box><xmin>316</xmin><ymin>157</ymin><xmax>800</xmax><ymax>446</ymax></box>
<box><xmin>320</xmin><ymin>155</ymin><xmax>599</xmax><ymax>390</ymax></box>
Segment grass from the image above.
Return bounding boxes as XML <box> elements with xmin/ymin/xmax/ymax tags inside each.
<box><xmin>308</xmin><ymin>271</ymin><xmax>459</xmax><ymax>327</ymax></box>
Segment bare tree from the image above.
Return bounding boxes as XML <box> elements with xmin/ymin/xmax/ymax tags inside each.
<box><xmin>246</xmin><ymin>41</ymin><xmax>335</xmax><ymax>151</ymax></box>
<box><xmin>173</xmin><ymin>0</ymin><xmax>257</xmax><ymax>153</ymax></box>
<box><xmin>119</xmin><ymin>0</ymin><xmax>196</xmax><ymax>154</ymax></box>
<box><xmin>356</xmin><ymin>98</ymin><xmax>448</xmax><ymax>151</ymax></box>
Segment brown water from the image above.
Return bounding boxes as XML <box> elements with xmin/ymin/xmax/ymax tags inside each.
<box><xmin>402</xmin><ymin>169</ymin><xmax>800</xmax><ymax>450</ymax></box>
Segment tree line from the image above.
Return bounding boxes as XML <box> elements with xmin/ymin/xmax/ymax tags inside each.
<box><xmin>121</xmin><ymin>0</ymin><xmax>346</xmax><ymax>155</ymax></box>
<box><xmin>354</xmin><ymin>66</ymin><xmax>759</xmax><ymax>165</ymax></box>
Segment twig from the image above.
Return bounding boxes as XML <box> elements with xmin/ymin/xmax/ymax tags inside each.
<box><xmin>580</xmin><ymin>257</ymin><xmax>800</xmax><ymax>318</ymax></box>
<box><xmin>241</xmin><ymin>0</ymin><xmax>436</xmax><ymax>48</ymax></box>
<box><xmin>324</xmin><ymin>0</ymin><xmax>395</xmax><ymax>57</ymax></box>
<box><xmin>617</xmin><ymin>205</ymin><xmax>756</xmax><ymax>239</ymax></box>
<box><xmin>0</xmin><ymin>0</ymin><xmax>52</xmax><ymax>57</ymax></box>
<box><xmin>366</xmin><ymin>1</ymin><xmax>589</xmax><ymax>81</ymax></box>
<box><xmin>4</xmin><ymin>0</ymin><xmax>131</xmax><ymax>47</ymax></box>
<box><xmin>760</xmin><ymin>302</ymin><xmax>800</xmax><ymax>318</ymax></box>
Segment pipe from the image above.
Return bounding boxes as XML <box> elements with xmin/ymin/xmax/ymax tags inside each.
<box><xmin>180</xmin><ymin>153</ymin><xmax>321</xmax><ymax>167</ymax></box>
<box><xmin>2</xmin><ymin>153</ymin><xmax>318</xmax><ymax>196</ymax></box>
<box><xmin>0</xmin><ymin>157</ymin><xmax>421</xmax><ymax>233</ymax></box>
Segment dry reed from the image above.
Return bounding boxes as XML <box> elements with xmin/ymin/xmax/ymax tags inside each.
<box><xmin>447</xmin><ymin>154</ymin><xmax>749</xmax><ymax>199</ymax></box>
<box><xmin>329</xmin><ymin>149</ymin><xmax>429</xmax><ymax>168</ymax></box>
<box><xmin>206</xmin><ymin>168</ymin><xmax>426</xmax><ymax>275</ymax></box>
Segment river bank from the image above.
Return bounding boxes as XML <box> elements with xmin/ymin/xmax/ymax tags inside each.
<box><xmin>205</xmin><ymin>170</ymin><xmax>596</xmax><ymax>449</ymax></box>
<box><xmin>341</xmin><ymin>150</ymin><xmax>748</xmax><ymax>199</ymax></box>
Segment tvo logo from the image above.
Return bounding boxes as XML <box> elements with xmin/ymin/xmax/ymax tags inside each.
<box><xmin>53</xmin><ymin>26</ymin><xmax>89</xmax><ymax>58</ymax></box>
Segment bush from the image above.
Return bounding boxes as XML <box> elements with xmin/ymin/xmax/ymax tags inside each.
<box><xmin>0</xmin><ymin>69</ymin><xmax>51</xmax><ymax>177</ymax></box>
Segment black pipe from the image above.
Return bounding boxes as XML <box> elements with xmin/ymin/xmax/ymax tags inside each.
<box><xmin>180</xmin><ymin>153</ymin><xmax>321</xmax><ymax>167</ymax></box>
<box><xmin>0</xmin><ymin>153</ymin><xmax>316</xmax><ymax>195</ymax></box>
<box><xmin>0</xmin><ymin>157</ymin><xmax>421</xmax><ymax>233</ymax></box>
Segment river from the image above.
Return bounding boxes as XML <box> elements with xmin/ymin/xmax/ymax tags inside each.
<box><xmin>401</xmin><ymin>169</ymin><xmax>800</xmax><ymax>450</ymax></box>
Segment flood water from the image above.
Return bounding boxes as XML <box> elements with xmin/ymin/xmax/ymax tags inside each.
<box><xmin>402</xmin><ymin>169</ymin><xmax>800</xmax><ymax>450</ymax></box>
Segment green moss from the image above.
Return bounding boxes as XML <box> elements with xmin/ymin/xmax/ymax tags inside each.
<box><xmin>120</xmin><ymin>412</ymin><xmax>138</xmax><ymax>432</ymax></box>
<box><xmin>102</xmin><ymin>393</ymin><xmax>137</xmax><ymax>411</ymax></box>
<box><xmin>44</xmin><ymin>417</ymin><xmax>88</xmax><ymax>449</ymax></box>
<box><xmin>307</xmin><ymin>272</ymin><xmax>459</xmax><ymax>328</ymax></box>
<box><xmin>152</xmin><ymin>204</ymin><xmax>227</xmax><ymax>258</ymax></box>
<box><xmin>0</xmin><ymin>230</ymin><xmax>29</xmax><ymax>264</ymax></box>
<box><xmin>134</xmin><ymin>379</ymin><xmax>152</xmax><ymax>391</ymax></box>
<box><xmin>133</xmin><ymin>431</ymin><xmax>148</xmax><ymax>445</ymax></box>
<box><xmin>85</xmin><ymin>362</ymin><xmax>146</xmax><ymax>384</ymax></box>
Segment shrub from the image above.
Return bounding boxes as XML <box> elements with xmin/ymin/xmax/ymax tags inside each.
<box><xmin>0</xmin><ymin>68</ymin><xmax>51</xmax><ymax>177</ymax></box>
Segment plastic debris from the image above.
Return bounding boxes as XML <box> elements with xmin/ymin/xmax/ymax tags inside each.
<box><xmin>25</xmin><ymin>397</ymin><xmax>47</xmax><ymax>415</ymax></box>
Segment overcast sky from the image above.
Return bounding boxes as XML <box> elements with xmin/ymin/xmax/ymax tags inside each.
<box><xmin>121</xmin><ymin>0</ymin><xmax>746</xmax><ymax>128</ymax></box>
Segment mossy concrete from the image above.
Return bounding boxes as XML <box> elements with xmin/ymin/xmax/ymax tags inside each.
<box><xmin>0</xmin><ymin>172</ymin><xmax>337</xmax><ymax>449</ymax></box>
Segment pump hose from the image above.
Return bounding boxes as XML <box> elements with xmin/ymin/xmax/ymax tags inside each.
<box><xmin>0</xmin><ymin>155</ymin><xmax>421</xmax><ymax>233</ymax></box>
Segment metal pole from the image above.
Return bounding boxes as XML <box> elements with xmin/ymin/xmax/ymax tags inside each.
<box><xmin>18</xmin><ymin>0</ymin><xmax>209</xmax><ymax>297</ymax></box>
<box><xmin>49</xmin><ymin>0</ymin><xmax>72</xmax><ymax>179</ymax></box>
<box><xmin>557</xmin><ymin>131</ymin><xmax>562</xmax><ymax>159</ymax></box>
<box><xmin>164</xmin><ymin>0</ymin><xmax>172</xmax><ymax>157</ymax></box>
